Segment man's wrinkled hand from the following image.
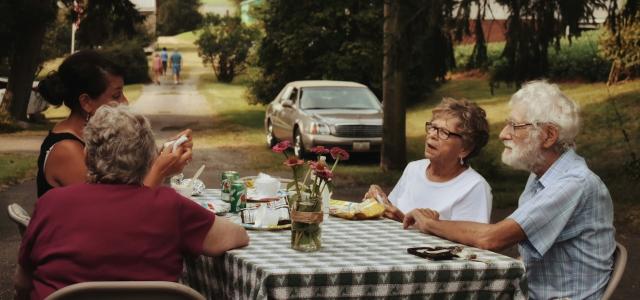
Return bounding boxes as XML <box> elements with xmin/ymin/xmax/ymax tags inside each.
<box><xmin>403</xmin><ymin>208</ymin><xmax>440</xmax><ymax>233</ymax></box>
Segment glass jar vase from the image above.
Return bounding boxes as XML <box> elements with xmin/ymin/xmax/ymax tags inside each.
<box><xmin>290</xmin><ymin>194</ymin><xmax>323</xmax><ymax>252</ymax></box>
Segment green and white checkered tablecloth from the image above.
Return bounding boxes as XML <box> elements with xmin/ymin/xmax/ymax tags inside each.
<box><xmin>181</xmin><ymin>207</ymin><xmax>527</xmax><ymax>299</ymax></box>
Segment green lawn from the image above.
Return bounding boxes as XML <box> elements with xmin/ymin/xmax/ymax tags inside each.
<box><xmin>0</xmin><ymin>153</ymin><xmax>37</xmax><ymax>186</ymax></box>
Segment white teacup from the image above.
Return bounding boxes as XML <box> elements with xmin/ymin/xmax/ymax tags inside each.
<box><xmin>254</xmin><ymin>177</ymin><xmax>280</xmax><ymax>197</ymax></box>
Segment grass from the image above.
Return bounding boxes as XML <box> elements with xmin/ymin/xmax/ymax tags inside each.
<box><xmin>0</xmin><ymin>153</ymin><xmax>37</xmax><ymax>187</ymax></box>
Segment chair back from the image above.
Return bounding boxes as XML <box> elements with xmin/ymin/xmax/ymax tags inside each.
<box><xmin>602</xmin><ymin>241</ymin><xmax>628</xmax><ymax>300</ymax></box>
<box><xmin>7</xmin><ymin>203</ymin><xmax>30</xmax><ymax>236</ymax></box>
<box><xmin>45</xmin><ymin>281</ymin><xmax>205</xmax><ymax>300</ymax></box>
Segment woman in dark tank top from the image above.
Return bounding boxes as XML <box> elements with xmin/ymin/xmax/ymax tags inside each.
<box><xmin>36</xmin><ymin>50</ymin><xmax>193</xmax><ymax>197</ymax></box>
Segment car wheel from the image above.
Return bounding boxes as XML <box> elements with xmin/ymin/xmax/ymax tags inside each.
<box><xmin>294</xmin><ymin>128</ymin><xmax>306</xmax><ymax>158</ymax></box>
<box><xmin>266</xmin><ymin>120</ymin><xmax>277</xmax><ymax>148</ymax></box>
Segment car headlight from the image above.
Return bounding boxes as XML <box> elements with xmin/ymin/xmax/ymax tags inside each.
<box><xmin>308</xmin><ymin>122</ymin><xmax>331</xmax><ymax>135</ymax></box>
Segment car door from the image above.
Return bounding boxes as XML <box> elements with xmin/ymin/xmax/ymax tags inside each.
<box><xmin>279</xmin><ymin>87</ymin><xmax>299</xmax><ymax>141</ymax></box>
<box><xmin>271</xmin><ymin>85</ymin><xmax>293</xmax><ymax>139</ymax></box>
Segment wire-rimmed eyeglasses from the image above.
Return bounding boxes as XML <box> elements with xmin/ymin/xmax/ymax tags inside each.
<box><xmin>504</xmin><ymin>119</ymin><xmax>534</xmax><ymax>134</ymax></box>
<box><xmin>425</xmin><ymin>122</ymin><xmax>463</xmax><ymax>140</ymax></box>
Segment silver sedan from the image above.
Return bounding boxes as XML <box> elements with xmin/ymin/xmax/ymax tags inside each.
<box><xmin>264</xmin><ymin>80</ymin><xmax>383</xmax><ymax>157</ymax></box>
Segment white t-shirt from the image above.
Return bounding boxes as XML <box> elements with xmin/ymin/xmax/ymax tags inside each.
<box><xmin>388</xmin><ymin>159</ymin><xmax>492</xmax><ymax>223</ymax></box>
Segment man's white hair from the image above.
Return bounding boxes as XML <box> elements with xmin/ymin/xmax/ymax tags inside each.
<box><xmin>509</xmin><ymin>80</ymin><xmax>581</xmax><ymax>152</ymax></box>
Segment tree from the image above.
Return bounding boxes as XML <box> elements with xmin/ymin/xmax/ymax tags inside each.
<box><xmin>1</xmin><ymin>0</ymin><xmax>148</xmax><ymax>123</ymax></box>
<box><xmin>196</xmin><ymin>14</ymin><xmax>258</xmax><ymax>83</ymax></box>
<box><xmin>157</xmin><ymin>0</ymin><xmax>203</xmax><ymax>36</ymax></box>
<box><xmin>76</xmin><ymin>0</ymin><xmax>145</xmax><ymax>48</ymax></box>
<box><xmin>249</xmin><ymin>0</ymin><xmax>384</xmax><ymax>105</ymax></box>
<box><xmin>381</xmin><ymin>1</ymin><xmax>406</xmax><ymax>170</ymax></box>
<box><xmin>0</xmin><ymin>0</ymin><xmax>57</xmax><ymax>123</ymax></box>
<box><xmin>492</xmin><ymin>0</ymin><xmax>610</xmax><ymax>85</ymax></box>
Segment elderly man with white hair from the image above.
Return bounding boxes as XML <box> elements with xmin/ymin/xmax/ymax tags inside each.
<box><xmin>403</xmin><ymin>80</ymin><xmax>615</xmax><ymax>299</ymax></box>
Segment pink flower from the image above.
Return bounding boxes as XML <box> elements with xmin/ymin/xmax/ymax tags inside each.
<box><xmin>311</xmin><ymin>146</ymin><xmax>330</xmax><ymax>154</ymax></box>
<box><xmin>272</xmin><ymin>141</ymin><xmax>292</xmax><ymax>153</ymax></box>
<box><xmin>308</xmin><ymin>161</ymin><xmax>327</xmax><ymax>171</ymax></box>
<box><xmin>284</xmin><ymin>157</ymin><xmax>304</xmax><ymax>167</ymax></box>
<box><xmin>315</xmin><ymin>168</ymin><xmax>334</xmax><ymax>180</ymax></box>
<box><xmin>330</xmin><ymin>147</ymin><xmax>350</xmax><ymax>160</ymax></box>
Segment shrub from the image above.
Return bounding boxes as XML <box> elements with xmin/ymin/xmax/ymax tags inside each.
<box><xmin>489</xmin><ymin>30</ymin><xmax>610</xmax><ymax>83</ymax></box>
<box><xmin>100</xmin><ymin>38</ymin><xmax>150</xmax><ymax>84</ymax></box>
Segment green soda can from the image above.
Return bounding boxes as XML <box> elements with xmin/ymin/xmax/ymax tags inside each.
<box><xmin>230</xmin><ymin>180</ymin><xmax>246</xmax><ymax>213</ymax></box>
<box><xmin>221</xmin><ymin>171</ymin><xmax>239</xmax><ymax>202</ymax></box>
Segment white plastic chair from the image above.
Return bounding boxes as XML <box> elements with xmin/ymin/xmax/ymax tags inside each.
<box><xmin>7</xmin><ymin>203</ymin><xmax>30</xmax><ymax>236</ymax></box>
<box><xmin>45</xmin><ymin>281</ymin><xmax>205</xmax><ymax>300</ymax></box>
<box><xmin>602</xmin><ymin>242</ymin><xmax>628</xmax><ymax>300</ymax></box>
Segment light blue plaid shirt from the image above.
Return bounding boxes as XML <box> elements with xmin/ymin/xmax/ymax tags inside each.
<box><xmin>508</xmin><ymin>149</ymin><xmax>615</xmax><ymax>299</ymax></box>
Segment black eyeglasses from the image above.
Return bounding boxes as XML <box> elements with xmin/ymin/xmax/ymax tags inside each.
<box><xmin>425</xmin><ymin>122</ymin><xmax>463</xmax><ymax>140</ymax></box>
<box><xmin>504</xmin><ymin>119</ymin><xmax>534</xmax><ymax>134</ymax></box>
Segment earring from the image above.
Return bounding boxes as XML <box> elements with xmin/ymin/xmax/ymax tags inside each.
<box><xmin>459</xmin><ymin>157</ymin><xmax>464</xmax><ymax>165</ymax></box>
<box><xmin>85</xmin><ymin>112</ymin><xmax>91</xmax><ymax>124</ymax></box>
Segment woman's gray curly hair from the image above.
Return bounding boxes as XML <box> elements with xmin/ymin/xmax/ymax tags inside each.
<box><xmin>84</xmin><ymin>103</ymin><xmax>156</xmax><ymax>184</ymax></box>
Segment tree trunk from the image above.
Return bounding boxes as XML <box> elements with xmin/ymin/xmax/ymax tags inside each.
<box><xmin>380</xmin><ymin>1</ymin><xmax>406</xmax><ymax>171</ymax></box>
<box><xmin>0</xmin><ymin>1</ymin><xmax>52</xmax><ymax>121</ymax></box>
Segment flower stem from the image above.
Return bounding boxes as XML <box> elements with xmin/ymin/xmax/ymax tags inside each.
<box><xmin>330</xmin><ymin>157</ymin><xmax>340</xmax><ymax>172</ymax></box>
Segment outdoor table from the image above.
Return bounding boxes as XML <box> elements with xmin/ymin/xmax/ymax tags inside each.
<box><xmin>182</xmin><ymin>190</ymin><xmax>527</xmax><ymax>299</ymax></box>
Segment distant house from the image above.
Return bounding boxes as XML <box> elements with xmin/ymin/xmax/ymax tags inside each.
<box><xmin>460</xmin><ymin>1</ymin><xmax>611</xmax><ymax>45</ymax></box>
<box><xmin>130</xmin><ymin>0</ymin><xmax>157</xmax><ymax>36</ymax></box>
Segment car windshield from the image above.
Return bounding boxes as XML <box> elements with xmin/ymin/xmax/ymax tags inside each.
<box><xmin>299</xmin><ymin>87</ymin><xmax>381</xmax><ymax>110</ymax></box>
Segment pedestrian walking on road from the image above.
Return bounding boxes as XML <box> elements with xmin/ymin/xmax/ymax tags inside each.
<box><xmin>170</xmin><ymin>49</ymin><xmax>182</xmax><ymax>84</ymax></box>
<box><xmin>152</xmin><ymin>53</ymin><xmax>163</xmax><ymax>84</ymax></box>
<box><xmin>160</xmin><ymin>47</ymin><xmax>168</xmax><ymax>75</ymax></box>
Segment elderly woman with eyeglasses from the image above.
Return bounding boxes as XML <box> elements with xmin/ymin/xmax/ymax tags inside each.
<box><xmin>366</xmin><ymin>97</ymin><xmax>492</xmax><ymax>223</ymax></box>
<box><xmin>15</xmin><ymin>104</ymin><xmax>249</xmax><ymax>300</ymax></box>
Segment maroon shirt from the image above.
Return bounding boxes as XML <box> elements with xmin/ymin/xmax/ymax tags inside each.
<box><xmin>19</xmin><ymin>183</ymin><xmax>215</xmax><ymax>300</ymax></box>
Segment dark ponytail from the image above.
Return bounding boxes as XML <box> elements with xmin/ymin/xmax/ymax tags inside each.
<box><xmin>37</xmin><ymin>50</ymin><xmax>124</xmax><ymax>110</ymax></box>
<box><xmin>37</xmin><ymin>71</ymin><xmax>66</xmax><ymax>106</ymax></box>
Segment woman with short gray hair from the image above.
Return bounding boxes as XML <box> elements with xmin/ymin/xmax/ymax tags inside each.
<box><xmin>84</xmin><ymin>104</ymin><xmax>157</xmax><ymax>185</ymax></box>
<box><xmin>366</xmin><ymin>97</ymin><xmax>492</xmax><ymax>224</ymax></box>
<box><xmin>15</xmin><ymin>104</ymin><xmax>249</xmax><ymax>300</ymax></box>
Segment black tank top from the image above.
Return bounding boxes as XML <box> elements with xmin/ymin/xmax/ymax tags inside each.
<box><xmin>37</xmin><ymin>131</ymin><xmax>85</xmax><ymax>197</ymax></box>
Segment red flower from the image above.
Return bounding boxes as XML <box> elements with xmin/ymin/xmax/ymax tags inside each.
<box><xmin>309</xmin><ymin>161</ymin><xmax>327</xmax><ymax>171</ymax></box>
<box><xmin>311</xmin><ymin>146</ymin><xmax>330</xmax><ymax>154</ymax></box>
<box><xmin>330</xmin><ymin>147</ymin><xmax>350</xmax><ymax>160</ymax></box>
<box><xmin>272</xmin><ymin>141</ymin><xmax>292</xmax><ymax>153</ymax></box>
<box><xmin>284</xmin><ymin>157</ymin><xmax>304</xmax><ymax>167</ymax></box>
<box><xmin>315</xmin><ymin>168</ymin><xmax>334</xmax><ymax>180</ymax></box>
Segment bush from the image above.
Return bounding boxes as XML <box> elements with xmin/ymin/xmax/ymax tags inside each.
<box><xmin>100</xmin><ymin>39</ymin><xmax>150</xmax><ymax>84</ymax></box>
<box><xmin>489</xmin><ymin>30</ymin><xmax>611</xmax><ymax>83</ymax></box>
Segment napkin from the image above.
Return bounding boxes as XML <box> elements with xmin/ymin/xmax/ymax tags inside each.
<box><xmin>253</xmin><ymin>205</ymin><xmax>280</xmax><ymax>227</ymax></box>
<box><xmin>254</xmin><ymin>173</ymin><xmax>280</xmax><ymax>198</ymax></box>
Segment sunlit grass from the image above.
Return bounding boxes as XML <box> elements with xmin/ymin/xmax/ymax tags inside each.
<box><xmin>0</xmin><ymin>153</ymin><xmax>37</xmax><ymax>185</ymax></box>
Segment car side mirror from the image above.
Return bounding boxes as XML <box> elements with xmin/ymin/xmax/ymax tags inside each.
<box><xmin>282</xmin><ymin>100</ymin><xmax>293</xmax><ymax>108</ymax></box>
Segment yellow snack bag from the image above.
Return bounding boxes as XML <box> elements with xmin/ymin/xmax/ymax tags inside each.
<box><xmin>329</xmin><ymin>198</ymin><xmax>385</xmax><ymax>220</ymax></box>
